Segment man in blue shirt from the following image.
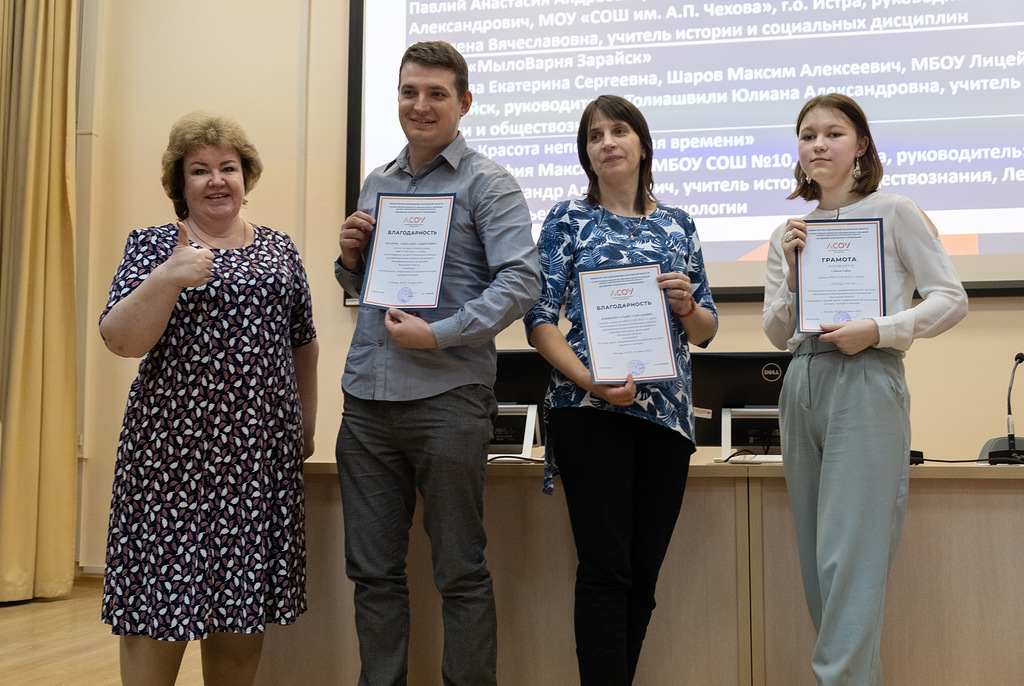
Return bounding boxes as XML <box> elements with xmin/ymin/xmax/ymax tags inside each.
<box><xmin>335</xmin><ymin>41</ymin><xmax>541</xmax><ymax>686</ymax></box>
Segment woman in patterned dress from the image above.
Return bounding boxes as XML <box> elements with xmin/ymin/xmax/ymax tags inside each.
<box><xmin>98</xmin><ymin>112</ymin><xmax>319</xmax><ymax>686</ymax></box>
<box><xmin>524</xmin><ymin>95</ymin><xmax>718</xmax><ymax>685</ymax></box>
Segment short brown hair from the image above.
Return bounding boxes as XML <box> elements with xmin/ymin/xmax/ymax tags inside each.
<box><xmin>399</xmin><ymin>41</ymin><xmax>469</xmax><ymax>97</ymax></box>
<box><xmin>576</xmin><ymin>95</ymin><xmax>656</xmax><ymax>215</ymax></box>
<box><xmin>161</xmin><ymin>112</ymin><xmax>263</xmax><ymax>219</ymax></box>
<box><xmin>788</xmin><ymin>93</ymin><xmax>882</xmax><ymax>201</ymax></box>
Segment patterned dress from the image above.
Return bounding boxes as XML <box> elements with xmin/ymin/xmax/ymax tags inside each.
<box><xmin>100</xmin><ymin>224</ymin><xmax>316</xmax><ymax>640</ymax></box>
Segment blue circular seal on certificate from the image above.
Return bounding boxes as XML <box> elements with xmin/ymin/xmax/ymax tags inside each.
<box><xmin>397</xmin><ymin>287</ymin><xmax>414</xmax><ymax>304</ymax></box>
<box><xmin>833</xmin><ymin>311</ymin><xmax>852</xmax><ymax>323</ymax></box>
<box><xmin>627</xmin><ymin>359</ymin><xmax>645</xmax><ymax>376</ymax></box>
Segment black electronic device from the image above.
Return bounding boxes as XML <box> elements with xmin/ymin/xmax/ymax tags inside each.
<box><xmin>690</xmin><ymin>351</ymin><xmax>791</xmax><ymax>452</ymax></box>
<box><xmin>494</xmin><ymin>349</ymin><xmax>554</xmax><ymax>446</ymax></box>
<box><xmin>494</xmin><ymin>349</ymin><xmax>791</xmax><ymax>451</ymax></box>
<box><xmin>981</xmin><ymin>352</ymin><xmax>1024</xmax><ymax>465</ymax></box>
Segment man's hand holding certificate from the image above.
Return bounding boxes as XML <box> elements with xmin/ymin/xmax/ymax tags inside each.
<box><xmin>796</xmin><ymin>219</ymin><xmax>886</xmax><ymax>334</ymax></box>
<box><xmin>361</xmin><ymin>193</ymin><xmax>455</xmax><ymax>309</ymax></box>
<box><xmin>578</xmin><ymin>263</ymin><xmax>679</xmax><ymax>384</ymax></box>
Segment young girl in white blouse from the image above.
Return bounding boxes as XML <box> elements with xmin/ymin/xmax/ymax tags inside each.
<box><xmin>763</xmin><ymin>93</ymin><xmax>968</xmax><ymax>686</ymax></box>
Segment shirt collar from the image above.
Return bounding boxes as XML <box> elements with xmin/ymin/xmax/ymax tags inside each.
<box><xmin>388</xmin><ymin>133</ymin><xmax>467</xmax><ymax>177</ymax></box>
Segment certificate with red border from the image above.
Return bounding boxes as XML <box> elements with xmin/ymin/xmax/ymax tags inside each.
<box><xmin>578</xmin><ymin>263</ymin><xmax>679</xmax><ymax>384</ymax></box>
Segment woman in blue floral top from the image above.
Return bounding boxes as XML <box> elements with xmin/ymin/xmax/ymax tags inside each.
<box><xmin>524</xmin><ymin>95</ymin><xmax>718</xmax><ymax>685</ymax></box>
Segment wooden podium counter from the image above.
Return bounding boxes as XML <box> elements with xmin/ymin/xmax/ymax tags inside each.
<box><xmin>253</xmin><ymin>454</ymin><xmax>1024</xmax><ymax>685</ymax></box>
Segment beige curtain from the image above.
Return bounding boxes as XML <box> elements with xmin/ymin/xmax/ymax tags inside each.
<box><xmin>0</xmin><ymin>0</ymin><xmax>79</xmax><ymax>601</ymax></box>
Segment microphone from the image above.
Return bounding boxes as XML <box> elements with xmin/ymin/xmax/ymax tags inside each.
<box><xmin>1009</xmin><ymin>352</ymin><xmax>1024</xmax><ymax>453</ymax></box>
<box><xmin>983</xmin><ymin>352</ymin><xmax>1024</xmax><ymax>464</ymax></box>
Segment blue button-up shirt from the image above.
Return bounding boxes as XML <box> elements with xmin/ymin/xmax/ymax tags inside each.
<box><xmin>336</xmin><ymin>134</ymin><xmax>541</xmax><ymax>401</ymax></box>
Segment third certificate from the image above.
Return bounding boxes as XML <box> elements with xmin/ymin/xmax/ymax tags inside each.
<box><xmin>796</xmin><ymin>218</ymin><xmax>885</xmax><ymax>333</ymax></box>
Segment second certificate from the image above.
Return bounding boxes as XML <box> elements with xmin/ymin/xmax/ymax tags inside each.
<box><xmin>361</xmin><ymin>193</ymin><xmax>455</xmax><ymax>309</ymax></box>
<box><xmin>578</xmin><ymin>263</ymin><xmax>679</xmax><ymax>385</ymax></box>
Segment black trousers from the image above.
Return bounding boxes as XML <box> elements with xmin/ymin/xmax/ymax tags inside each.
<box><xmin>548</xmin><ymin>407</ymin><xmax>693</xmax><ymax>686</ymax></box>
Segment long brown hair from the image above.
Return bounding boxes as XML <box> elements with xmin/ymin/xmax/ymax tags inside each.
<box><xmin>576</xmin><ymin>95</ymin><xmax>656</xmax><ymax>215</ymax></box>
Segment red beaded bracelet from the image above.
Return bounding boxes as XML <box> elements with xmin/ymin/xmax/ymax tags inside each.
<box><xmin>672</xmin><ymin>295</ymin><xmax>698</xmax><ymax>319</ymax></box>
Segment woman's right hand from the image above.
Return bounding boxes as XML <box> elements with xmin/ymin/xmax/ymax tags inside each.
<box><xmin>166</xmin><ymin>223</ymin><xmax>215</xmax><ymax>288</ymax></box>
<box><xmin>100</xmin><ymin>224</ymin><xmax>214</xmax><ymax>357</ymax></box>
<box><xmin>588</xmin><ymin>374</ymin><xmax>637</xmax><ymax>406</ymax></box>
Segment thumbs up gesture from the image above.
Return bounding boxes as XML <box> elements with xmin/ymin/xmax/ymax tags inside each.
<box><xmin>164</xmin><ymin>222</ymin><xmax>215</xmax><ymax>288</ymax></box>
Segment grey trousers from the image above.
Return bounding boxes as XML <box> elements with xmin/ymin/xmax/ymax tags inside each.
<box><xmin>335</xmin><ymin>385</ymin><xmax>498</xmax><ymax>686</ymax></box>
<box><xmin>780</xmin><ymin>338</ymin><xmax>911</xmax><ymax>686</ymax></box>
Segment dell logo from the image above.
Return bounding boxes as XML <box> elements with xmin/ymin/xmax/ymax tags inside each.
<box><xmin>762</xmin><ymin>362</ymin><xmax>782</xmax><ymax>383</ymax></box>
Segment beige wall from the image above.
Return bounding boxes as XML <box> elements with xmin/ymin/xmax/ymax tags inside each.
<box><xmin>75</xmin><ymin>0</ymin><xmax>1024</xmax><ymax>569</ymax></box>
<box><xmin>77</xmin><ymin>0</ymin><xmax>353</xmax><ymax>568</ymax></box>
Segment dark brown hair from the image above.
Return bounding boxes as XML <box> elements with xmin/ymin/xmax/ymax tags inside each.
<box><xmin>399</xmin><ymin>41</ymin><xmax>469</xmax><ymax>98</ymax></box>
<box><xmin>576</xmin><ymin>95</ymin><xmax>656</xmax><ymax>215</ymax></box>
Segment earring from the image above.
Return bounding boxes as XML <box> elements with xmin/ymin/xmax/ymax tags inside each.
<box><xmin>803</xmin><ymin>167</ymin><xmax>812</xmax><ymax>182</ymax></box>
<box><xmin>852</xmin><ymin>157</ymin><xmax>862</xmax><ymax>179</ymax></box>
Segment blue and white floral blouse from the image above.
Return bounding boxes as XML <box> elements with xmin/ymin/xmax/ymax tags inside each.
<box><xmin>524</xmin><ymin>198</ymin><xmax>718</xmax><ymax>487</ymax></box>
